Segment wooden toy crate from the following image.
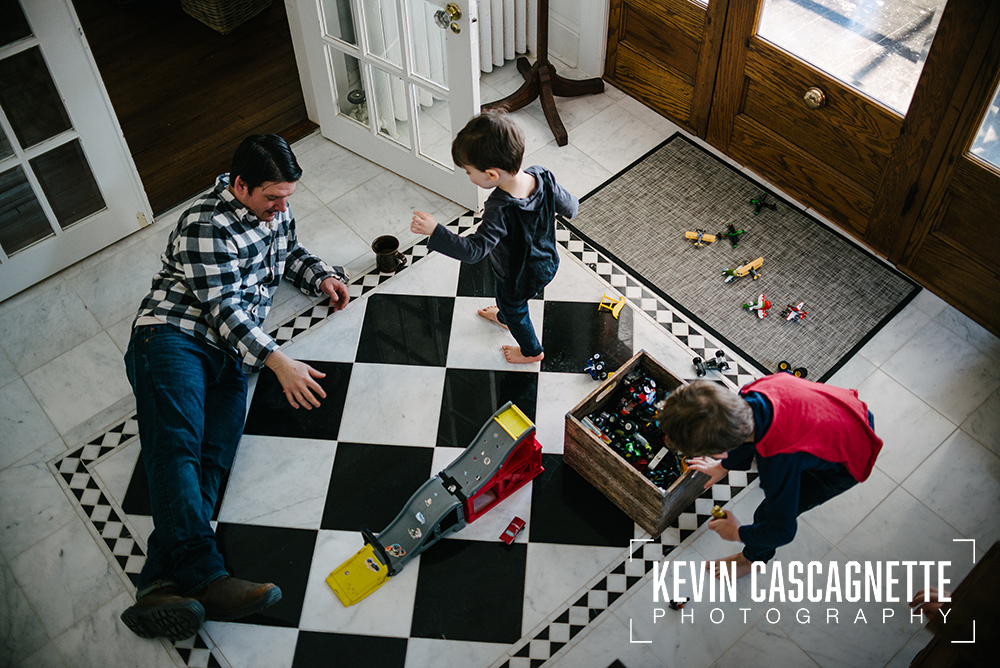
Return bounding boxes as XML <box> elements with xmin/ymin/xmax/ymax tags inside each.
<box><xmin>564</xmin><ymin>350</ymin><xmax>709</xmax><ymax>536</ymax></box>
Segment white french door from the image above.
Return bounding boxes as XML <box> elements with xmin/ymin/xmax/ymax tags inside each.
<box><xmin>0</xmin><ymin>0</ymin><xmax>151</xmax><ymax>302</ymax></box>
<box><xmin>293</xmin><ymin>0</ymin><xmax>480</xmax><ymax>209</ymax></box>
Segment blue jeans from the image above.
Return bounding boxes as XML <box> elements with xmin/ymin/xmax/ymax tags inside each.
<box><xmin>494</xmin><ymin>280</ymin><xmax>542</xmax><ymax>357</ymax></box>
<box><xmin>124</xmin><ymin>325</ymin><xmax>247</xmax><ymax>596</ymax></box>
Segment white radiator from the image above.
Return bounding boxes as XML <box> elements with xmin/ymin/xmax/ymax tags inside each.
<box><xmin>478</xmin><ymin>0</ymin><xmax>535</xmax><ymax>73</ymax></box>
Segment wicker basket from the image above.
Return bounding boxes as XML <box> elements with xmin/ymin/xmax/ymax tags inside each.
<box><xmin>181</xmin><ymin>0</ymin><xmax>272</xmax><ymax>34</ymax></box>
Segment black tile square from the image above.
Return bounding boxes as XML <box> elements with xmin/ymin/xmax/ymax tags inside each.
<box><xmin>456</xmin><ymin>258</ymin><xmax>545</xmax><ymax>299</ymax></box>
<box><xmin>292</xmin><ymin>631</ymin><xmax>407</xmax><ymax>668</ymax></box>
<box><xmin>355</xmin><ymin>294</ymin><xmax>454</xmax><ymax>366</ymax></box>
<box><xmin>540</xmin><ymin>301</ymin><xmax>633</xmax><ymax>374</ymax></box>
<box><xmin>529</xmin><ymin>454</ymin><xmax>634</xmax><ymax>548</ymax></box>
<box><xmin>242</xmin><ymin>361</ymin><xmax>352</xmax><ymax>440</ymax></box>
<box><xmin>320</xmin><ymin>443</ymin><xmax>435</xmax><ymax>532</ymax></box>
<box><xmin>436</xmin><ymin>368</ymin><xmax>538</xmax><ymax>448</ymax></box>
<box><xmin>121</xmin><ymin>453</ymin><xmax>229</xmax><ymax>522</ymax></box>
<box><xmin>410</xmin><ymin>539</ymin><xmax>526</xmax><ymax>643</ymax></box>
<box><xmin>213</xmin><ymin>523</ymin><xmax>317</xmax><ymax>628</ymax></box>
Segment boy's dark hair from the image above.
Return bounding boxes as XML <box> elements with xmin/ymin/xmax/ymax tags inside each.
<box><xmin>230</xmin><ymin>134</ymin><xmax>302</xmax><ymax>192</ymax></box>
<box><xmin>656</xmin><ymin>380</ymin><xmax>754</xmax><ymax>457</ymax></box>
<box><xmin>451</xmin><ymin>110</ymin><xmax>524</xmax><ymax>174</ymax></box>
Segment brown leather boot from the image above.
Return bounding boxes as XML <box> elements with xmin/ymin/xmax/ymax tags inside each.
<box><xmin>194</xmin><ymin>576</ymin><xmax>282</xmax><ymax>621</ymax></box>
<box><xmin>121</xmin><ymin>584</ymin><xmax>205</xmax><ymax>641</ymax></box>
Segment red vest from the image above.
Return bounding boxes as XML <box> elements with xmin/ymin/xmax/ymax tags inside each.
<box><xmin>740</xmin><ymin>374</ymin><xmax>882</xmax><ymax>482</ymax></box>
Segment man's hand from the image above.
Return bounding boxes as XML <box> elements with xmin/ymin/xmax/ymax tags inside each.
<box><xmin>687</xmin><ymin>454</ymin><xmax>730</xmax><ymax>489</ymax></box>
<box><xmin>411</xmin><ymin>211</ymin><xmax>438</xmax><ymax>236</ymax></box>
<box><xmin>707</xmin><ymin>510</ymin><xmax>742</xmax><ymax>542</ymax></box>
<box><xmin>910</xmin><ymin>587</ymin><xmax>951</xmax><ymax>619</ymax></box>
<box><xmin>264</xmin><ymin>350</ymin><xmax>327</xmax><ymax>409</ymax></box>
<box><xmin>321</xmin><ymin>277</ymin><xmax>350</xmax><ymax>312</ymax></box>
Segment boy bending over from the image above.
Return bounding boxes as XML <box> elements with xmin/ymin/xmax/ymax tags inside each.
<box><xmin>411</xmin><ymin>110</ymin><xmax>578</xmax><ymax>363</ymax></box>
<box><xmin>657</xmin><ymin>373</ymin><xmax>882</xmax><ymax>577</ymax></box>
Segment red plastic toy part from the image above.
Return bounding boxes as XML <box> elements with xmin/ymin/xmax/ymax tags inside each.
<box><xmin>500</xmin><ymin>517</ymin><xmax>526</xmax><ymax>545</ymax></box>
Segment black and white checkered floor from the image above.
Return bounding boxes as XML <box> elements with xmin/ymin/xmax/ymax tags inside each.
<box><xmin>48</xmin><ymin>215</ymin><xmax>759</xmax><ymax>668</ymax></box>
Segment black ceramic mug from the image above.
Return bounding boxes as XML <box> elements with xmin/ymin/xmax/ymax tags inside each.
<box><xmin>372</xmin><ymin>235</ymin><xmax>407</xmax><ymax>273</ymax></box>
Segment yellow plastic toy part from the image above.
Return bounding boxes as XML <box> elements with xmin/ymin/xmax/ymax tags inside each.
<box><xmin>494</xmin><ymin>403</ymin><xmax>533</xmax><ymax>440</ymax></box>
<box><xmin>327</xmin><ymin>543</ymin><xmax>390</xmax><ymax>606</ymax></box>
<box><xmin>598</xmin><ymin>292</ymin><xmax>626</xmax><ymax>319</ymax></box>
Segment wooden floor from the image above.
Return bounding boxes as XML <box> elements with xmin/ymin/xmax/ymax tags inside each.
<box><xmin>72</xmin><ymin>0</ymin><xmax>316</xmax><ymax>216</ymax></box>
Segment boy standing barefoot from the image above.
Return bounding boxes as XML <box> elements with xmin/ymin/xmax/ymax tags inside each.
<box><xmin>411</xmin><ymin>110</ymin><xmax>578</xmax><ymax>363</ymax></box>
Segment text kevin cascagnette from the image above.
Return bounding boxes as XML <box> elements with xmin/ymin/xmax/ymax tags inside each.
<box><xmin>650</xmin><ymin>559</ymin><xmax>953</xmax><ymax>625</ymax></box>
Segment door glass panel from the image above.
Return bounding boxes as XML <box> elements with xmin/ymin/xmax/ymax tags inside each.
<box><xmin>363</xmin><ymin>0</ymin><xmax>403</xmax><ymax>68</ymax></box>
<box><xmin>970</xmin><ymin>79</ymin><xmax>1000</xmax><ymax>169</ymax></box>
<box><xmin>321</xmin><ymin>0</ymin><xmax>358</xmax><ymax>46</ymax></box>
<box><xmin>409</xmin><ymin>0</ymin><xmax>448</xmax><ymax>88</ymax></box>
<box><xmin>0</xmin><ymin>165</ymin><xmax>53</xmax><ymax>255</ymax></box>
<box><xmin>330</xmin><ymin>48</ymin><xmax>370</xmax><ymax>128</ymax></box>
<box><xmin>370</xmin><ymin>64</ymin><xmax>411</xmax><ymax>148</ymax></box>
<box><xmin>0</xmin><ymin>125</ymin><xmax>12</xmax><ymax>160</ymax></box>
<box><xmin>29</xmin><ymin>140</ymin><xmax>105</xmax><ymax>228</ymax></box>
<box><xmin>758</xmin><ymin>0</ymin><xmax>947</xmax><ymax>113</ymax></box>
<box><xmin>415</xmin><ymin>86</ymin><xmax>453</xmax><ymax>169</ymax></box>
<box><xmin>0</xmin><ymin>46</ymin><xmax>73</xmax><ymax>148</ymax></box>
<box><xmin>0</xmin><ymin>0</ymin><xmax>32</xmax><ymax>48</ymax></box>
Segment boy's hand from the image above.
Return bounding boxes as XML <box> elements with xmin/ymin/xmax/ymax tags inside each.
<box><xmin>707</xmin><ymin>511</ymin><xmax>741</xmax><ymax>542</ymax></box>
<box><xmin>411</xmin><ymin>211</ymin><xmax>438</xmax><ymax>236</ymax></box>
<box><xmin>687</xmin><ymin>455</ymin><xmax>730</xmax><ymax>489</ymax></box>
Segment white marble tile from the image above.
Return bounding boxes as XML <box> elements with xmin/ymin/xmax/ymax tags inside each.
<box><xmin>377</xmin><ymin>252</ymin><xmax>461</xmax><ymax>298</ymax></box>
<box><xmin>883</xmin><ymin>627</ymin><xmax>934</xmax><ymax>668</ymax></box>
<box><xmin>206</xmin><ymin>621</ymin><xmax>299</xmax><ymax>668</ymax></box>
<box><xmin>615</xmin><ymin>95</ymin><xmax>682</xmax><ymax>139</ymax></box>
<box><xmin>535</xmin><ymin>371</ymin><xmax>600</xmax><ymax>455</ymax></box>
<box><xmin>480</xmin><ymin>60</ymin><xmax>529</xmax><ymax>97</ymax></box>
<box><xmin>712</xmin><ymin>619</ymin><xmax>821</xmax><ymax>668</ymax></box>
<box><xmin>544</xmin><ymin>250</ymin><xmax>614</xmax><ymax>303</ymax></box>
<box><xmin>289</xmin><ymin>182</ymin><xmax>325</xmax><ymax>220</ymax></box>
<box><xmin>510</xmin><ymin>108</ymin><xmax>558</xmax><ymax>159</ymax></box>
<box><xmin>51</xmin><ymin>592</ymin><xmax>177</xmax><ymax>668</ymax></box>
<box><xmin>0</xmin><ymin>380</ymin><xmax>60</xmax><ymax>471</ymax></box>
<box><xmin>9</xmin><ymin>519</ymin><xmax>126</xmax><ymax>637</ymax></box>
<box><xmin>881</xmin><ymin>322</ymin><xmax>1000</xmax><ymax>424</ymax></box>
<box><xmin>525</xmin><ymin>92</ymin><xmax>616</xmax><ymax>136</ymax></box>
<box><xmin>298</xmin><ymin>529</ymin><xmax>419</xmax><ymax>635</ymax></box>
<box><xmin>800</xmin><ymin>465</ymin><xmax>896</xmax><ymax>547</ymax></box>
<box><xmin>261</xmin><ymin>282</ymin><xmax>316</xmax><ymax>335</ymax></box>
<box><xmin>961</xmin><ymin>387</ymin><xmax>1000</xmax><ymax>457</ymax></box>
<box><xmin>91</xmin><ymin>440</ymin><xmax>140</xmax><ymax>509</ymax></box>
<box><xmin>570</xmin><ymin>104</ymin><xmax>666</xmax><ymax>175</ymax></box>
<box><xmin>522</xmin><ymin>542</ymin><xmax>624</xmax><ymax>633</ymax></box>
<box><xmin>441</xmin><ymin>475</ymin><xmax>532</xmax><ymax>544</ymax></box>
<box><xmin>281</xmin><ymin>298</ymin><xmax>368</xmax><ymax>364</ymax></box>
<box><xmin>70</xmin><ymin>240</ymin><xmax>162</xmax><ymax>329</ymax></box>
<box><xmin>404</xmin><ymin>637</ymin><xmax>508</xmax><ymax>668</ymax></box>
<box><xmin>549</xmin><ymin>615</ymin><xmax>665</xmax><ymax>668</ymax></box>
<box><xmin>328</xmin><ymin>171</ymin><xmax>437</xmax><ymax>248</ymax></box>
<box><xmin>105</xmin><ymin>316</ymin><xmax>135</xmax><ymax>356</ymax></box>
<box><xmin>219</xmin><ymin>436</ymin><xmax>337</xmax><ymax>530</ymax></box>
<box><xmin>525</xmin><ymin>143</ymin><xmax>612</xmax><ymax>199</ymax></box>
<box><xmin>825</xmin><ymin>353</ymin><xmax>876</xmax><ymax>391</ymax></box>
<box><xmin>14</xmin><ymin>640</ymin><xmax>69</xmax><ymax>668</ymax></box>
<box><xmin>445</xmin><ymin>296</ymin><xmax>544</xmax><ymax>371</ymax></box>
<box><xmin>0</xmin><ymin>282</ymin><xmax>102</xmax><ymax>376</ymax></box>
<box><xmin>294</xmin><ymin>206</ymin><xmax>373</xmax><ymax>278</ymax></box>
<box><xmin>295</xmin><ymin>140</ymin><xmax>386</xmax><ymax>204</ymax></box>
<box><xmin>0</xmin><ymin>347</ymin><xmax>18</xmax><ymax>389</ymax></box>
<box><xmin>936</xmin><ymin>305</ymin><xmax>1000</xmax><ymax>362</ymax></box>
<box><xmin>857</xmin><ymin>302</ymin><xmax>932</xmax><ymax>367</ymax></box>
<box><xmin>290</xmin><ymin>130</ymin><xmax>329</xmax><ymax>157</ymax></box>
<box><xmin>1</xmin><ymin>560</ymin><xmax>50</xmax><ymax>666</ymax></box>
<box><xmin>909</xmin><ymin>288</ymin><xmax>948</xmax><ymax>319</ymax></box>
<box><xmin>337</xmin><ymin>363</ymin><xmax>446</xmax><ymax>446</ymax></box>
<box><xmin>23</xmin><ymin>333</ymin><xmax>133</xmax><ymax>436</ymax></box>
<box><xmin>631</xmin><ymin>313</ymin><xmax>708</xmax><ymax>380</ymax></box>
<box><xmin>855</xmin><ymin>370</ymin><xmax>956</xmax><ymax>483</ymax></box>
<box><xmin>0</xmin><ymin>439</ymin><xmax>76</xmax><ymax>561</ymax></box>
<box><xmin>902</xmin><ymin>430</ymin><xmax>1000</xmax><ymax>546</ymax></box>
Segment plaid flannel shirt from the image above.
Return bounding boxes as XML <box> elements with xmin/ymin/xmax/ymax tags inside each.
<box><xmin>134</xmin><ymin>175</ymin><xmax>347</xmax><ymax>368</ymax></box>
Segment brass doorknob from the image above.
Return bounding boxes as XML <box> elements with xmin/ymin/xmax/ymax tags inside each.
<box><xmin>803</xmin><ymin>87</ymin><xmax>826</xmax><ymax>110</ymax></box>
<box><xmin>434</xmin><ymin>3</ymin><xmax>462</xmax><ymax>29</ymax></box>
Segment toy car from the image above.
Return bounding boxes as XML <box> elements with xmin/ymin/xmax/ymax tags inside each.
<box><xmin>693</xmin><ymin>350</ymin><xmax>730</xmax><ymax>377</ymax></box>
<box><xmin>777</xmin><ymin>360</ymin><xmax>807</xmax><ymax>378</ymax></box>
<box><xmin>584</xmin><ymin>353</ymin><xmax>609</xmax><ymax>380</ymax></box>
<box><xmin>500</xmin><ymin>516</ymin><xmax>526</xmax><ymax>545</ymax></box>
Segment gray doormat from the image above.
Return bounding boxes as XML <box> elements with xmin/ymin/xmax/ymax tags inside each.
<box><xmin>564</xmin><ymin>135</ymin><xmax>921</xmax><ymax>382</ymax></box>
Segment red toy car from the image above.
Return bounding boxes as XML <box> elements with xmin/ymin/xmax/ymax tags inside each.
<box><xmin>500</xmin><ymin>517</ymin><xmax>526</xmax><ymax>545</ymax></box>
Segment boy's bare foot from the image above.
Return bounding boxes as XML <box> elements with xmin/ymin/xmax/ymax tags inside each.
<box><xmin>705</xmin><ymin>552</ymin><xmax>755</xmax><ymax>579</ymax></box>
<box><xmin>503</xmin><ymin>346</ymin><xmax>544</xmax><ymax>364</ymax></box>
<box><xmin>477</xmin><ymin>305</ymin><xmax>508</xmax><ymax>330</ymax></box>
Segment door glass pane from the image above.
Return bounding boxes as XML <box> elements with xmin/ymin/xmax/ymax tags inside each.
<box><xmin>0</xmin><ymin>165</ymin><xmax>53</xmax><ymax>255</ymax></box>
<box><xmin>970</xmin><ymin>79</ymin><xmax>1000</xmax><ymax>169</ymax></box>
<box><xmin>0</xmin><ymin>46</ymin><xmax>73</xmax><ymax>148</ymax></box>
<box><xmin>0</xmin><ymin>0</ymin><xmax>32</xmax><ymax>48</ymax></box>
<box><xmin>363</xmin><ymin>0</ymin><xmax>403</xmax><ymax>67</ymax></box>
<box><xmin>758</xmin><ymin>0</ymin><xmax>947</xmax><ymax>113</ymax></box>
<box><xmin>330</xmin><ymin>48</ymin><xmax>370</xmax><ymax>128</ymax></box>
<box><xmin>0</xmin><ymin>125</ymin><xmax>12</xmax><ymax>160</ymax></box>
<box><xmin>321</xmin><ymin>0</ymin><xmax>357</xmax><ymax>46</ymax></box>
<box><xmin>415</xmin><ymin>86</ymin><xmax>453</xmax><ymax>169</ymax></box>
<box><xmin>370</xmin><ymin>64</ymin><xmax>411</xmax><ymax>148</ymax></box>
<box><xmin>409</xmin><ymin>0</ymin><xmax>448</xmax><ymax>88</ymax></box>
<box><xmin>29</xmin><ymin>140</ymin><xmax>105</xmax><ymax>229</ymax></box>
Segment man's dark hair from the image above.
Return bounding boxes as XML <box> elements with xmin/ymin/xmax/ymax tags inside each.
<box><xmin>655</xmin><ymin>380</ymin><xmax>754</xmax><ymax>457</ymax></box>
<box><xmin>230</xmin><ymin>134</ymin><xmax>302</xmax><ymax>192</ymax></box>
<box><xmin>451</xmin><ymin>110</ymin><xmax>524</xmax><ymax>174</ymax></box>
